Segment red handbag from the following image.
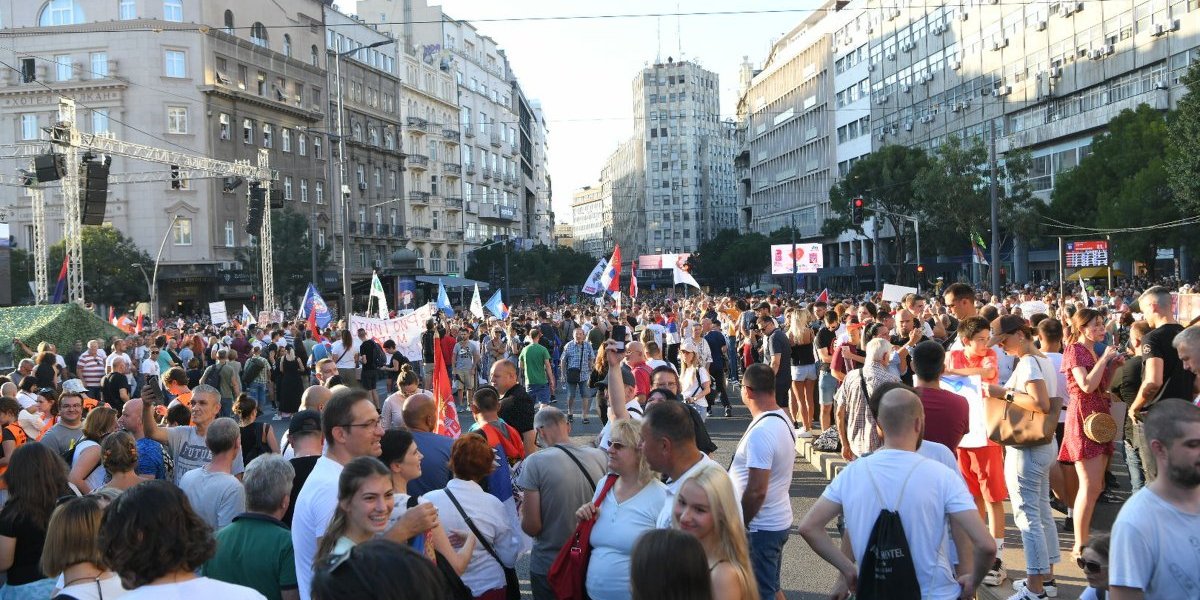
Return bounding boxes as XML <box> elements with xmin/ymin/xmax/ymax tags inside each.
<box><xmin>548</xmin><ymin>473</ymin><xmax>619</xmax><ymax>600</ymax></box>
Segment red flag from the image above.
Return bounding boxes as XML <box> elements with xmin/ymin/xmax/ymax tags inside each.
<box><xmin>135</xmin><ymin>313</ymin><xmax>144</xmax><ymax>334</ymax></box>
<box><xmin>432</xmin><ymin>334</ymin><xmax>461</xmax><ymax>438</ymax></box>
<box><xmin>306</xmin><ymin>309</ymin><xmax>323</xmax><ymax>342</ymax></box>
<box><xmin>630</xmin><ymin>258</ymin><xmax>639</xmax><ymax>300</ymax></box>
<box><xmin>816</xmin><ymin>288</ymin><xmax>829</xmax><ymax>304</ymax></box>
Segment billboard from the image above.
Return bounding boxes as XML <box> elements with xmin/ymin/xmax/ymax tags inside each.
<box><xmin>771</xmin><ymin>243</ymin><xmax>823</xmax><ymax>274</ymax></box>
<box><xmin>637</xmin><ymin>253</ymin><xmax>692</xmax><ymax>270</ymax></box>
<box><xmin>1065</xmin><ymin>240</ymin><xmax>1109</xmax><ymax>268</ymax></box>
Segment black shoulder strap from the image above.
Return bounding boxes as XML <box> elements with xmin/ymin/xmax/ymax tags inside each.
<box><xmin>406</xmin><ymin>495</ymin><xmax>420</xmax><ymax>509</ymax></box>
<box><xmin>554</xmin><ymin>444</ymin><xmax>596</xmax><ymax>491</ymax></box>
<box><xmin>628</xmin><ymin>406</ymin><xmax>644</xmax><ymax>417</ymax></box>
<box><xmin>729</xmin><ymin>412</ymin><xmax>795</xmax><ymax>469</ymax></box>
<box><xmin>444</xmin><ymin>489</ymin><xmax>504</xmax><ymax>567</ymax></box>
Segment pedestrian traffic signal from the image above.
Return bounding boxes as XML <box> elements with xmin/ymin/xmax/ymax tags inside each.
<box><xmin>851</xmin><ymin>197</ymin><xmax>865</xmax><ymax>225</ymax></box>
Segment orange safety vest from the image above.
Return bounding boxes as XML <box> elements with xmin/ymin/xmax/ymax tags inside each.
<box><xmin>0</xmin><ymin>423</ymin><xmax>29</xmax><ymax>489</ymax></box>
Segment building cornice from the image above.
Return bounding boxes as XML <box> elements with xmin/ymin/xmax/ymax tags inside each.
<box><xmin>201</xmin><ymin>85</ymin><xmax>324</xmax><ymax>123</ymax></box>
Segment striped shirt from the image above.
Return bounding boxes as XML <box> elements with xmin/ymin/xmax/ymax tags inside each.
<box><xmin>76</xmin><ymin>352</ymin><xmax>106</xmax><ymax>387</ymax></box>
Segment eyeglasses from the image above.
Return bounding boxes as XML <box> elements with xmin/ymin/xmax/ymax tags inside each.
<box><xmin>341</xmin><ymin>418</ymin><xmax>381</xmax><ymax>430</ymax></box>
<box><xmin>1076</xmin><ymin>557</ymin><xmax>1104</xmax><ymax>574</ymax></box>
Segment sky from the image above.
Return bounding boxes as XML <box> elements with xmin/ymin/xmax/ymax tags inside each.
<box><xmin>335</xmin><ymin>0</ymin><xmax>824</xmax><ymax>223</ymax></box>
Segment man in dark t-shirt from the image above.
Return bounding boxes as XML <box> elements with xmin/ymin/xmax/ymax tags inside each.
<box><xmin>101</xmin><ymin>361</ymin><xmax>132</xmax><ymax>412</ymax></box>
<box><xmin>909</xmin><ymin>341</ymin><xmax>970</xmax><ymax>453</ymax></box>
<box><xmin>283</xmin><ymin>411</ymin><xmax>323</xmax><ymax>527</ymax></box>
<box><xmin>1131</xmin><ymin>286</ymin><xmax>1195</xmax><ymax>482</ymax></box>
<box><xmin>759</xmin><ymin>316</ymin><xmax>791</xmax><ymax>410</ymax></box>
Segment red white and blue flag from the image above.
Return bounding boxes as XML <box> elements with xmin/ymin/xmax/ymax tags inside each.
<box><xmin>816</xmin><ymin>288</ymin><xmax>830</xmax><ymax>304</ymax></box>
<box><xmin>51</xmin><ymin>255</ymin><xmax>68</xmax><ymax>304</ymax></box>
<box><xmin>432</xmin><ymin>332</ymin><xmax>461</xmax><ymax>439</ymax></box>
<box><xmin>599</xmin><ymin>245</ymin><xmax>621</xmax><ymax>293</ymax></box>
<box><xmin>630</xmin><ymin>258</ymin><xmax>639</xmax><ymax>300</ymax></box>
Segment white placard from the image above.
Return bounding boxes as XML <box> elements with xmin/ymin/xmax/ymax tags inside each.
<box><xmin>349</xmin><ymin>303</ymin><xmax>436</xmax><ymax>362</ymax></box>
<box><xmin>941</xmin><ymin>374</ymin><xmax>988</xmax><ymax>449</ymax></box>
<box><xmin>1018</xmin><ymin>301</ymin><xmax>1049</xmax><ymax>317</ymax></box>
<box><xmin>209</xmin><ymin>301</ymin><xmax>229</xmax><ymax>326</ymax></box>
<box><xmin>881</xmin><ymin>283</ymin><xmax>919</xmax><ymax>303</ymax></box>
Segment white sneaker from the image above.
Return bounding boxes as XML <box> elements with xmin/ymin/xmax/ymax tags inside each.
<box><xmin>797</xmin><ymin>429</ymin><xmax>814</xmax><ymax>439</ymax></box>
<box><xmin>1011</xmin><ymin>578</ymin><xmax>1056</xmax><ymax>598</ymax></box>
<box><xmin>983</xmin><ymin>558</ymin><xmax>1006</xmax><ymax>586</ymax></box>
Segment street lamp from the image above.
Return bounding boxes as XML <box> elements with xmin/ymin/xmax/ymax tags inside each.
<box><xmin>131</xmin><ymin>262</ymin><xmax>151</xmax><ymax>317</ymax></box>
<box><xmin>332</xmin><ymin>38</ymin><xmax>398</xmax><ymax>319</ymax></box>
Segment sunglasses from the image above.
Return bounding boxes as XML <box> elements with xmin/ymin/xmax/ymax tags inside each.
<box><xmin>1076</xmin><ymin>556</ymin><xmax>1104</xmax><ymax>574</ymax></box>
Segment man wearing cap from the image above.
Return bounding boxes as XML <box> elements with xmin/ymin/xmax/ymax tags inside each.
<box><xmin>283</xmin><ymin>409</ymin><xmax>322</xmax><ymax>527</ymax></box>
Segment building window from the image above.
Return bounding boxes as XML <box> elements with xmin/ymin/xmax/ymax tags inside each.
<box><xmin>218</xmin><ymin>113</ymin><xmax>230</xmax><ymax>140</ymax></box>
<box><xmin>262</xmin><ymin>123</ymin><xmax>272</xmax><ymax>148</ymax></box>
<box><xmin>281</xmin><ymin>128</ymin><xmax>291</xmax><ymax>152</ymax></box>
<box><xmin>313</xmin><ymin>137</ymin><xmax>323</xmax><ymax>159</ymax></box>
<box><xmin>166</xmin><ymin>106</ymin><xmax>187</xmax><ymax>134</ymax></box>
<box><xmin>40</xmin><ymin>0</ymin><xmax>85</xmax><ymax>26</ymax></box>
<box><xmin>311</xmin><ymin>45</ymin><xmax>319</xmax><ymax>67</ymax></box>
<box><xmin>163</xmin><ymin>50</ymin><xmax>186</xmax><ymax>78</ymax></box>
<box><xmin>21</xmin><ymin>115</ymin><xmax>39</xmax><ymax>140</ymax></box>
<box><xmin>223</xmin><ymin>9</ymin><xmax>233</xmax><ymax>33</ymax></box>
<box><xmin>447</xmin><ymin>250</ymin><xmax>458</xmax><ymax>274</ymax></box>
<box><xmin>224</xmin><ymin>220</ymin><xmax>235</xmax><ymax>247</ymax></box>
<box><xmin>283</xmin><ymin>34</ymin><xmax>292</xmax><ymax>57</ymax></box>
<box><xmin>172</xmin><ymin>217</ymin><xmax>192</xmax><ymax>245</ymax></box>
<box><xmin>430</xmin><ymin>249</ymin><xmax>442</xmax><ymax>273</ymax></box>
<box><xmin>54</xmin><ymin>55</ymin><xmax>72</xmax><ymax>81</ymax></box>
<box><xmin>318</xmin><ymin>227</ymin><xmax>326</xmax><ymax>248</ymax></box>
<box><xmin>250</xmin><ymin>22</ymin><xmax>268</xmax><ymax>48</ymax></box>
<box><xmin>415</xmin><ymin>249</ymin><xmax>424</xmax><ymax>269</ymax></box>
<box><xmin>373</xmin><ymin>167</ymin><xmax>381</xmax><ymax>188</ymax></box>
<box><xmin>119</xmin><ymin>0</ymin><xmax>135</xmax><ymax>20</ymax></box>
<box><xmin>300</xmin><ymin>179</ymin><xmax>308</xmax><ymax>202</ymax></box>
<box><xmin>20</xmin><ymin>59</ymin><xmax>36</xmax><ymax>83</ymax></box>
<box><xmin>283</xmin><ymin>177</ymin><xmax>293</xmax><ymax>200</ymax></box>
<box><xmin>91</xmin><ymin>109</ymin><xmax>109</xmax><ymax>134</ymax></box>
<box><xmin>242</xmin><ymin>118</ymin><xmax>253</xmax><ymax>144</ymax></box>
<box><xmin>90</xmin><ymin>52</ymin><xmax>108</xmax><ymax>78</ymax></box>
<box><xmin>163</xmin><ymin>0</ymin><xmax>182</xmax><ymax>22</ymax></box>
<box><xmin>315</xmin><ymin>181</ymin><xmax>324</xmax><ymax>204</ymax></box>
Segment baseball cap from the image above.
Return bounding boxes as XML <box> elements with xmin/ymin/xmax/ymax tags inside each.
<box><xmin>988</xmin><ymin>315</ymin><xmax>1027</xmax><ymax>345</ymax></box>
<box><xmin>61</xmin><ymin>379</ymin><xmax>88</xmax><ymax>395</ymax></box>
<box><xmin>288</xmin><ymin>410</ymin><xmax>322</xmax><ymax>436</ymax></box>
<box><xmin>619</xmin><ymin>366</ymin><xmax>637</xmax><ymax>388</ymax></box>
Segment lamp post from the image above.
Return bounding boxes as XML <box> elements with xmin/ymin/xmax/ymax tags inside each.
<box><xmin>332</xmin><ymin>38</ymin><xmax>397</xmax><ymax>319</ymax></box>
<box><xmin>131</xmin><ymin>263</ymin><xmax>151</xmax><ymax>316</ymax></box>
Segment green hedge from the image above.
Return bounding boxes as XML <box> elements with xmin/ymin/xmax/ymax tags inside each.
<box><xmin>0</xmin><ymin>304</ymin><xmax>125</xmax><ymax>361</ymax></box>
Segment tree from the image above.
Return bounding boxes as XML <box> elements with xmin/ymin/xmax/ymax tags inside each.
<box><xmin>826</xmin><ymin>144</ymin><xmax>930</xmax><ymax>277</ymax></box>
<box><xmin>692</xmin><ymin>228</ymin><xmax>770</xmax><ymax>290</ymax></box>
<box><xmin>238</xmin><ymin>207</ymin><xmax>332</xmax><ymax>305</ymax></box>
<box><xmin>465</xmin><ymin>243</ymin><xmax>597</xmax><ymax>298</ymax></box>
<box><xmin>7</xmin><ymin>249</ymin><xmax>33</xmax><ymax>306</ymax></box>
<box><xmin>1167</xmin><ymin>61</ymin><xmax>1200</xmax><ymax>215</ymax></box>
<box><xmin>47</xmin><ymin>226</ymin><xmax>153</xmax><ymax>306</ymax></box>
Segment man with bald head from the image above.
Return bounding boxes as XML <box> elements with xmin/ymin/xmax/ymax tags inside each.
<box><xmin>623</xmin><ymin>341</ymin><xmax>654</xmax><ymax>403</ymax></box>
<box><xmin>402</xmin><ymin>392</ymin><xmax>454</xmax><ymax>496</ymax></box>
<box><xmin>799</xmin><ymin>386</ymin><xmax>996</xmax><ymax>600</ymax></box>
<box><xmin>490</xmin><ymin>358</ymin><xmax>537</xmax><ymax>456</ymax></box>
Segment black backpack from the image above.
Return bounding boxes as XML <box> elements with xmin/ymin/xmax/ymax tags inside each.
<box><xmin>241</xmin><ymin>358</ymin><xmax>265</xmax><ymax>386</ymax></box>
<box><xmin>856</xmin><ymin>458</ymin><xmax>924</xmax><ymax>600</ymax></box>
<box><xmin>201</xmin><ymin>363</ymin><xmax>224</xmax><ymax>389</ymax></box>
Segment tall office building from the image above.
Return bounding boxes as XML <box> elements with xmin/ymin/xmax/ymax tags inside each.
<box><xmin>570</xmin><ymin>183</ymin><xmax>609</xmax><ymax>258</ymax></box>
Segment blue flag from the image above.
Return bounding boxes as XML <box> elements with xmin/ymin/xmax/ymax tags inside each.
<box><xmin>298</xmin><ymin>283</ymin><xmax>332</xmax><ymax>328</ymax></box>
<box><xmin>436</xmin><ymin>282</ymin><xmax>455</xmax><ymax>316</ymax></box>
<box><xmin>51</xmin><ymin>255</ymin><xmax>69</xmax><ymax>304</ymax></box>
<box><xmin>484</xmin><ymin>290</ymin><xmax>508</xmax><ymax>319</ymax></box>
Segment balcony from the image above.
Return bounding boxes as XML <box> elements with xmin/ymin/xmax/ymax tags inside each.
<box><xmin>406</xmin><ymin>117</ymin><xmax>430</xmax><ymax>134</ymax></box>
<box><xmin>481</xmin><ymin>167</ymin><xmax>492</xmax><ymax>180</ymax></box>
<box><xmin>406</xmin><ymin>154</ymin><xmax>429</xmax><ymax>170</ymax></box>
<box><xmin>465</xmin><ymin>163</ymin><xmax>476</xmax><ymax>176</ymax></box>
<box><xmin>489</xmin><ymin>132</ymin><xmax>501</xmax><ymax>147</ymax></box>
<box><xmin>409</xmin><ymin>191</ymin><xmax>431</xmax><ymax>206</ymax></box>
<box><xmin>361</xmin><ymin>222</ymin><xmax>374</xmax><ymax>235</ymax></box>
<box><xmin>391</xmin><ymin>224</ymin><xmax>404</xmax><ymax>237</ymax></box>
<box><xmin>443</xmin><ymin>197</ymin><xmax>463</xmax><ymax>210</ymax></box>
<box><xmin>444</xmin><ymin>163</ymin><xmax>462</xmax><ymax>176</ymax></box>
<box><xmin>410</xmin><ymin>226</ymin><xmax>431</xmax><ymax>240</ymax></box>
<box><xmin>463</xmin><ymin>127</ymin><xmax>475</xmax><ymax>138</ymax></box>
<box><xmin>448</xmin><ymin>231</ymin><xmax>465</xmax><ymax>241</ymax></box>
<box><xmin>347</xmin><ymin>221</ymin><xmax>358</xmax><ymax>234</ymax></box>
<box><xmin>478</xmin><ymin>202</ymin><xmax>516</xmax><ymax>223</ymax></box>
<box><xmin>442</xmin><ymin>128</ymin><xmax>460</xmax><ymax>143</ymax></box>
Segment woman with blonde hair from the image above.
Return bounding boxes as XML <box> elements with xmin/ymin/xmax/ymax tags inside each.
<box><xmin>678</xmin><ymin>342</ymin><xmax>712</xmax><ymax>421</ymax></box>
<box><xmin>672</xmin><ymin>464</ymin><xmax>756</xmax><ymax>600</ymax></box>
<box><xmin>576</xmin><ymin>418</ymin><xmax>667</xmax><ymax>600</ymax></box>
<box><xmin>41</xmin><ymin>496</ymin><xmax>127</xmax><ymax>599</ymax></box>
<box><xmin>69</xmin><ymin>406</ymin><xmax>118</xmax><ymax>495</ymax></box>
<box><xmin>787</xmin><ymin>308</ymin><xmax>817</xmax><ymax>436</ymax></box>
<box><xmin>99</xmin><ymin>431</ymin><xmax>142</xmax><ymax>493</ymax></box>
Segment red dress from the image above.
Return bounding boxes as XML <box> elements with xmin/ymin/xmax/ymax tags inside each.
<box><xmin>1058</xmin><ymin>343</ymin><xmax>1115</xmax><ymax>462</ymax></box>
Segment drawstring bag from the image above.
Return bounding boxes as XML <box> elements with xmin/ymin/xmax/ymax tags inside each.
<box><xmin>856</xmin><ymin>458</ymin><xmax>924</xmax><ymax>600</ymax></box>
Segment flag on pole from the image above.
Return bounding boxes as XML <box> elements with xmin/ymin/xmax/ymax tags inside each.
<box><xmin>369</xmin><ymin>271</ymin><xmax>389</xmax><ymax>319</ymax></box>
<box><xmin>816</xmin><ymin>288</ymin><xmax>830</xmax><ymax>304</ymax></box>
<box><xmin>1077</xmin><ymin>273</ymin><xmax>1094</xmax><ymax>307</ymax></box>
<box><xmin>971</xmin><ymin>232</ymin><xmax>988</xmax><ymax>251</ymax></box>
<box><xmin>971</xmin><ymin>239</ymin><xmax>990</xmax><ymax>266</ymax></box>
<box><xmin>599</xmin><ymin>245</ymin><xmax>621</xmax><ymax>292</ymax></box>
<box><xmin>431</xmin><ymin>332</ymin><xmax>461</xmax><ymax>439</ymax></box>
<box><xmin>135</xmin><ymin>313</ymin><xmax>144</xmax><ymax>334</ymax></box>
<box><xmin>470</xmin><ymin>283</ymin><xmax>484</xmax><ymax>319</ymax></box>
<box><xmin>673</xmin><ymin>263</ymin><xmax>701</xmax><ymax>289</ymax></box>
<box><xmin>630</xmin><ymin>258</ymin><xmax>639</xmax><ymax>300</ymax></box>
<box><xmin>298</xmin><ymin>284</ymin><xmax>332</xmax><ymax>328</ymax></box>
<box><xmin>436</xmin><ymin>281</ymin><xmax>455</xmax><ymax>316</ymax></box>
<box><xmin>581</xmin><ymin>259</ymin><xmax>608</xmax><ymax>295</ymax></box>
<box><xmin>51</xmin><ymin>255</ymin><xmax>68</xmax><ymax>304</ymax></box>
<box><xmin>241</xmin><ymin>304</ymin><xmax>257</xmax><ymax>325</ymax></box>
<box><xmin>306</xmin><ymin>309</ymin><xmax>323</xmax><ymax>342</ymax></box>
<box><xmin>484</xmin><ymin>290</ymin><xmax>509</xmax><ymax>319</ymax></box>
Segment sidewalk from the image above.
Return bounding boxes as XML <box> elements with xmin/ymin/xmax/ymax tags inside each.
<box><xmin>794</xmin><ymin>435</ymin><xmax>1131</xmax><ymax>600</ymax></box>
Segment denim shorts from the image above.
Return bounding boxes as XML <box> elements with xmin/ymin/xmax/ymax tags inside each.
<box><xmin>748</xmin><ymin>528</ymin><xmax>790</xmax><ymax>596</ymax></box>
<box><xmin>791</xmin><ymin>364</ymin><xmax>817</xmax><ymax>382</ymax></box>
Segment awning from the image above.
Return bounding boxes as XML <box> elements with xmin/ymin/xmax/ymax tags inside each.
<box><xmin>415</xmin><ymin>275</ymin><xmax>490</xmax><ymax>290</ymax></box>
<box><xmin>1071</xmin><ymin>266</ymin><xmax>1123</xmax><ymax>279</ymax></box>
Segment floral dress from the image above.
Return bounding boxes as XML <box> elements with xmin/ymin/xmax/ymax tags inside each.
<box><xmin>1059</xmin><ymin>342</ymin><xmax>1115</xmax><ymax>462</ymax></box>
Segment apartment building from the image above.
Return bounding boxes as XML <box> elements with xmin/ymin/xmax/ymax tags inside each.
<box><xmin>570</xmin><ymin>183</ymin><xmax>609</xmax><ymax>258</ymax></box>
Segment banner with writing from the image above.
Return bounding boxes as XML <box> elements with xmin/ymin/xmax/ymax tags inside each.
<box><xmin>349</xmin><ymin>303</ymin><xmax>435</xmax><ymax>362</ymax></box>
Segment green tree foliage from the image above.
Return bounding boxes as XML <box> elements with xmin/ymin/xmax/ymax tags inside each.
<box><xmin>1167</xmin><ymin>61</ymin><xmax>1200</xmax><ymax>214</ymax></box>
<box><xmin>47</xmin><ymin>226</ymin><xmax>153</xmax><ymax>306</ymax></box>
<box><xmin>691</xmin><ymin>228</ymin><xmax>770</xmax><ymax>290</ymax></box>
<box><xmin>7</xmin><ymin>249</ymin><xmax>33</xmax><ymax>306</ymax></box>
<box><xmin>239</xmin><ymin>207</ymin><xmax>332</xmax><ymax>304</ymax></box>
<box><xmin>465</xmin><ymin>243</ymin><xmax>597</xmax><ymax>297</ymax></box>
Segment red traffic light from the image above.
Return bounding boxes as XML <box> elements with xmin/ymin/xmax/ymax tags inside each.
<box><xmin>917</xmin><ymin>265</ymin><xmax>925</xmax><ymax>273</ymax></box>
<box><xmin>853</xmin><ymin>198</ymin><xmax>864</xmax><ymax>207</ymax></box>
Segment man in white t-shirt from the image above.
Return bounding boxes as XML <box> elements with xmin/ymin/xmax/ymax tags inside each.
<box><xmin>291</xmin><ymin>388</ymin><xmax>438</xmax><ymax>600</ymax></box>
<box><xmin>640</xmin><ymin>399</ymin><xmax>721</xmax><ymax>529</ymax></box>
<box><xmin>1109</xmin><ymin>398</ymin><xmax>1200</xmax><ymax>600</ymax></box>
<box><xmin>799</xmin><ymin>387</ymin><xmax>996</xmax><ymax>600</ymax></box>
<box><xmin>729</xmin><ymin>363</ymin><xmax>796</xmax><ymax>600</ymax></box>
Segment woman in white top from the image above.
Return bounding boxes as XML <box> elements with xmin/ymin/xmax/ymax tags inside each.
<box><xmin>380</xmin><ymin>429</ymin><xmax>474</xmax><ymax>574</ymax></box>
<box><xmin>575</xmin><ymin>419</ymin><xmax>668</xmax><ymax>600</ymax></box>
<box><xmin>316</xmin><ymin>457</ymin><xmax>395</xmax><ymax>561</ymax></box>
<box><xmin>424</xmin><ymin>434</ymin><xmax>521</xmax><ymax>600</ymax></box>
<box><xmin>42</xmin><ymin>496</ymin><xmax>127</xmax><ymax>600</ymax></box>
<box><xmin>678</xmin><ymin>342</ymin><xmax>712</xmax><ymax>421</ymax></box>
<box><xmin>17</xmin><ymin>388</ymin><xmax>53</xmax><ymax>440</ymax></box>
<box><xmin>69</xmin><ymin>407</ymin><xmax>118</xmax><ymax>495</ymax></box>
<box><xmin>329</xmin><ymin>330</ymin><xmax>361</xmax><ymax>388</ymax></box>
<box><xmin>14</xmin><ymin>379</ymin><xmax>38</xmax><ymax>412</ymax></box>
<box><xmin>380</xmin><ymin>365</ymin><xmax>432</xmax><ymax>430</ymax></box>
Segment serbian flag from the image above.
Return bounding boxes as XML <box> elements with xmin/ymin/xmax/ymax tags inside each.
<box><xmin>599</xmin><ymin>245</ymin><xmax>621</xmax><ymax>292</ymax></box>
<box><xmin>816</xmin><ymin>288</ymin><xmax>830</xmax><ymax>304</ymax></box>
<box><xmin>630</xmin><ymin>258</ymin><xmax>639</xmax><ymax>300</ymax></box>
<box><xmin>51</xmin><ymin>255</ymin><xmax>68</xmax><ymax>304</ymax></box>
<box><xmin>432</xmin><ymin>333</ymin><xmax>461</xmax><ymax>439</ymax></box>
<box><xmin>135</xmin><ymin>313</ymin><xmax>144</xmax><ymax>334</ymax></box>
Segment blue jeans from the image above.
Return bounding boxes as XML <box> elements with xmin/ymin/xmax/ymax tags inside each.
<box><xmin>1124</xmin><ymin>439</ymin><xmax>1144</xmax><ymax>492</ymax></box>
<box><xmin>246</xmin><ymin>382</ymin><xmax>267</xmax><ymax>410</ymax></box>
<box><xmin>529</xmin><ymin>383</ymin><xmax>551</xmax><ymax>405</ymax></box>
<box><xmin>220</xmin><ymin>397</ymin><xmax>234</xmax><ymax>418</ymax></box>
<box><xmin>747</xmin><ymin>529</ymin><xmax>789</xmax><ymax>598</ymax></box>
<box><xmin>565</xmin><ymin>381</ymin><xmax>592</xmax><ymax>400</ymax></box>
<box><xmin>818</xmin><ymin>370</ymin><xmax>839</xmax><ymax>405</ymax></box>
<box><xmin>1005</xmin><ymin>441</ymin><xmax>1061</xmax><ymax>575</ymax></box>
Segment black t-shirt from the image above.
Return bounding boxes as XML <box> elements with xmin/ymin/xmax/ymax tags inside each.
<box><xmin>499</xmin><ymin>385</ymin><xmax>536</xmax><ymax>434</ymax></box>
<box><xmin>390</xmin><ymin>351</ymin><xmax>410</xmax><ymax>371</ymax></box>
<box><xmin>360</xmin><ymin>339</ymin><xmax>383</xmax><ymax>372</ymax></box>
<box><xmin>816</xmin><ymin>327</ymin><xmax>837</xmax><ymax>365</ymax></box>
<box><xmin>0</xmin><ymin>507</ymin><xmax>46</xmax><ymax>585</ymax></box>
<box><xmin>767</xmin><ymin>329</ymin><xmax>791</xmax><ymax>387</ymax></box>
<box><xmin>538</xmin><ymin>323</ymin><xmax>557</xmax><ymax>351</ymax></box>
<box><xmin>689</xmin><ymin>406</ymin><xmax>719</xmax><ymax>454</ymax></box>
<box><xmin>1141</xmin><ymin>323</ymin><xmax>1195</xmax><ymax>404</ymax></box>
<box><xmin>101</xmin><ymin>372</ymin><xmax>130</xmax><ymax>409</ymax></box>
<box><xmin>421</xmin><ymin>330</ymin><xmax>436</xmax><ymax>362</ymax></box>
<box><xmin>284</xmin><ymin>455</ymin><xmax>321</xmax><ymax>527</ymax></box>
<box><xmin>33</xmin><ymin>363</ymin><xmax>55</xmax><ymax>388</ymax></box>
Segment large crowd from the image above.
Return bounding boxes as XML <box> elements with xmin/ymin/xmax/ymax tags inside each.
<box><xmin>0</xmin><ymin>279</ymin><xmax>1196</xmax><ymax>600</ymax></box>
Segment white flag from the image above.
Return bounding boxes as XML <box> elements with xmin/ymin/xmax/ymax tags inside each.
<box><xmin>370</xmin><ymin>271</ymin><xmax>389</xmax><ymax>319</ymax></box>
<box><xmin>673</xmin><ymin>265</ymin><xmax>701</xmax><ymax>289</ymax></box>
<box><xmin>241</xmin><ymin>304</ymin><xmax>256</xmax><ymax>325</ymax></box>
<box><xmin>470</xmin><ymin>283</ymin><xmax>485</xmax><ymax>319</ymax></box>
<box><xmin>581</xmin><ymin>258</ymin><xmax>608</xmax><ymax>295</ymax></box>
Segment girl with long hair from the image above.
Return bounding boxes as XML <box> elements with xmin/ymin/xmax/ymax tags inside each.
<box><xmin>0</xmin><ymin>444</ymin><xmax>73</xmax><ymax>598</ymax></box>
<box><xmin>69</xmin><ymin>406</ymin><xmax>118</xmax><ymax>495</ymax></box>
<box><xmin>630</xmin><ymin>529</ymin><xmax>713</xmax><ymax>600</ymax></box>
<box><xmin>672</xmin><ymin>465</ymin><xmax>757</xmax><ymax>600</ymax></box>
<box><xmin>587</xmin><ymin>344</ymin><xmax>610</xmax><ymax>426</ymax></box>
<box><xmin>381</xmin><ymin>364</ymin><xmax>430</xmax><ymax>430</ymax></box>
<box><xmin>18</xmin><ymin>386</ymin><xmax>54</xmax><ymax>440</ymax></box>
<box><xmin>233</xmin><ymin>394</ymin><xmax>278</xmax><ymax>466</ymax></box>
<box><xmin>315</xmin><ymin>457</ymin><xmax>395</xmax><ymax>561</ymax></box>
<box><xmin>787</xmin><ymin>308</ymin><xmax>817</xmax><ymax>435</ymax></box>
<box><xmin>678</xmin><ymin>343</ymin><xmax>712</xmax><ymax>421</ymax></box>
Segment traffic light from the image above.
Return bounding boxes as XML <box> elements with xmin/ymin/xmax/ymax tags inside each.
<box><xmin>851</xmin><ymin>197</ymin><xmax>865</xmax><ymax>225</ymax></box>
<box><xmin>917</xmin><ymin>264</ymin><xmax>925</xmax><ymax>274</ymax></box>
<box><xmin>245</xmin><ymin>184</ymin><xmax>266</xmax><ymax>235</ymax></box>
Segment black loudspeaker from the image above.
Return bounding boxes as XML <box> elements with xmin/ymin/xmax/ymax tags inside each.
<box><xmin>269</xmin><ymin>188</ymin><xmax>284</xmax><ymax>209</ymax></box>
<box><xmin>80</xmin><ymin>160</ymin><xmax>110</xmax><ymax>225</ymax></box>
<box><xmin>34</xmin><ymin>154</ymin><xmax>65</xmax><ymax>182</ymax></box>
<box><xmin>245</xmin><ymin>185</ymin><xmax>266</xmax><ymax>235</ymax></box>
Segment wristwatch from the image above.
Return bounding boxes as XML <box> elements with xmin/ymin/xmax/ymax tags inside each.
<box><xmin>1004</xmin><ymin>390</ymin><xmax>1016</xmax><ymax>404</ymax></box>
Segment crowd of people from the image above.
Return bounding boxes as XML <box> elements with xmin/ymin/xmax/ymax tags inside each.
<box><xmin>0</xmin><ymin>277</ymin><xmax>1195</xmax><ymax>600</ymax></box>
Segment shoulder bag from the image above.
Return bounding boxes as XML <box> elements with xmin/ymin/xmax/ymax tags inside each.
<box><xmin>443</xmin><ymin>489</ymin><xmax>520</xmax><ymax>600</ymax></box>
<box><xmin>566</xmin><ymin>343</ymin><xmax>584</xmax><ymax>384</ymax></box>
<box><xmin>985</xmin><ymin>356</ymin><xmax>1063</xmax><ymax>447</ymax></box>
<box><xmin>548</xmin><ymin>473</ymin><xmax>618</xmax><ymax>600</ymax></box>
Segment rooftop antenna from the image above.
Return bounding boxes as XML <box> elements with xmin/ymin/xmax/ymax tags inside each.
<box><xmin>656</xmin><ymin>14</ymin><xmax>662</xmax><ymax>63</ymax></box>
<box><xmin>677</xmin><ymin>2</ymin><xmax>683</xmax><ymax>61</ymax></box>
